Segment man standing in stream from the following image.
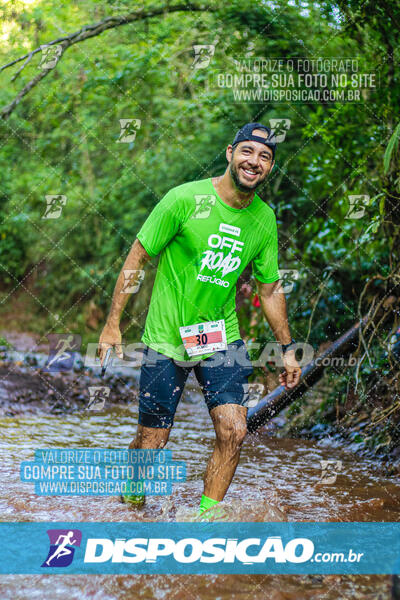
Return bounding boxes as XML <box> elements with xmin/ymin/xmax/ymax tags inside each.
<box><xmin>98</xmin><ymin>122</ymin><xmax>302</xmax><ymax>516</ymax></box>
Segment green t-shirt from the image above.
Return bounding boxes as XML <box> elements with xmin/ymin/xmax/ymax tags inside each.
<box><xmin>136</xmin><ymin>177</ymin><xmax>280</xmax><ymax>362</ymax></box>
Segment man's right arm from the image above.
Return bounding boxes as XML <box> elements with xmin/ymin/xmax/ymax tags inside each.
<box><xmin>98</xmin><ymin>238</ymin><xmax>151</xmax><ymax>363</ymax></box>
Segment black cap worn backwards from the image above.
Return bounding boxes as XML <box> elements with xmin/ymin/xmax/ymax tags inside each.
<box><xmin>232</xmin><ymin>122</ymin><xmax>277</xmax><ymax>159</ymax></box>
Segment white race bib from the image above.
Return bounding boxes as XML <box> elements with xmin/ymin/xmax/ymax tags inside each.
<box><xmin>179</xmin><ymin>319</ymin><xmax>227</xmax><ymax>357</ymax></box>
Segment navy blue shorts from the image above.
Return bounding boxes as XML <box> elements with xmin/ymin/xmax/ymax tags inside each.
<box><xmin>138</xmin><ymin>339</ymin><xmax>254</xmax><ymax>428</ymax></box>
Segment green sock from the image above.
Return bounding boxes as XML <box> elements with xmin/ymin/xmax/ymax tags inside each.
<box><xmin>198</xmin><ymin>494</ymin><xmax>220</xmax><ymax>515</ymax></box>
<box><xmin>121</xmin><ymin>479</ymin><xmax>145</xmax><ymax>506</ymax></box>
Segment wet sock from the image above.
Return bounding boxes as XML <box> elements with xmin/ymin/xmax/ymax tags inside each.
<box><xmin>199</xmin><ymin>494</ymin><xmax>220</xmax><ymax>515</ymax></box>
<box><xmin>121</xmin><ymin>478</ymin><xmax>145</xmax><ymax>505</ymax></box>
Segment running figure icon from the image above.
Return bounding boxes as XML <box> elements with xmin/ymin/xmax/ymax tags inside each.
<box><xmin>44</xmin><ymin>334</ymin><xmax>81</xmax><ymax>373</ymax></box>
<box><xmin>47</xmin><ymin>335</ymin><xmax>76</xmax><ymax>367</ymax></box>
<box><xmin>45</xmin><ymin>531</ymin><xmax>77</xmax><ymax>566</ymax></box>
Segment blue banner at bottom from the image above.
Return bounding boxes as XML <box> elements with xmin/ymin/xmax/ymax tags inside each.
<box><xmin>0</xmin><ymin>522</ymin><xmax>399</xmax><ymax>574</ymax></box>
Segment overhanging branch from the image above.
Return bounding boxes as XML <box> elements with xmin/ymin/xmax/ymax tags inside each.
<box><xmin>0</xmin><ymin>3</ymin><xmax>215</xmax><ymax>119</ymax></box>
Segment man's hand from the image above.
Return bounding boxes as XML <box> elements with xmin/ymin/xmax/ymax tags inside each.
<box><xmin>278</xmin><ymin>349</ymin><xmax>302</xmax><ymax>390</ymax></box>
<box><xmin>97</xmin><ymin>239</ymin><xmax>151</xmax><ymax>367</ymax></box>
<box><xmin>98</xmin><ymin>321</ymin><xmax>123</xmax><ymax>365</ymax></box>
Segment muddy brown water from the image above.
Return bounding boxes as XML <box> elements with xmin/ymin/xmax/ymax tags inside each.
<box><xmin>0</xmin><ymin>364</ymin><xmax>400</xmax><ymax>598</ymax></box>
<box><xmin>0</xmin><ymin>392</ymin><xmax>400</xmax><ymax>600</ymax></box>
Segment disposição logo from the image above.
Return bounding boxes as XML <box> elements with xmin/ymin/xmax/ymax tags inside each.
<box><xmin>41</xmin><ymin>529</ymin><xmax>82</xmax><ymax>567</ymax></box>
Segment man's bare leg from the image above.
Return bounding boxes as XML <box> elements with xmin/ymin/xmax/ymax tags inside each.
<box><xmin>122</xmin><ymin>425</ymin><xmax>171</xmax><ymax>505</ymax></box>
<box><xmin>129</xmin><ymin>424</ymin><xmax>171</xmax><ymax>449</ymax></box>
<box><xmin>203</xmin><ymin>404</ymin><xmax>247</xmax><ymax>501</ymax></box>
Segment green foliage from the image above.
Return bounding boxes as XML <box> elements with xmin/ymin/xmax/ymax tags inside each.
<box><xmin>0</xmin><ymin>0</ymin><xmax>399</xmax><ymax>386</ymax></box>
<box><xmin>0</xmin><ymin>335</ymin><xmax>13</xmax><ymax>349</ymax></box>
<box><xmin>384</xmin><ymin>122</ymin><xmax>400</xmax><ymax>175</ymax></box>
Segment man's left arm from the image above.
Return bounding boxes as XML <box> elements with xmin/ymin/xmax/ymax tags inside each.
<box><xmin>255</xmin><ymin>279</ymin><xmax>302</xmax><ymax>390</ymax></box>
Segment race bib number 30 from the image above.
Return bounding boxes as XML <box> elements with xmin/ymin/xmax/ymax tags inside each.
<box><xmin>179</xmin><ymin>319</ymin><xmax>227</xmax><ymax>357</ymax></box>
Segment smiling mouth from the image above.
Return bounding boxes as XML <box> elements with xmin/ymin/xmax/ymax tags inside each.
<box><xmin>240</xmin><ymin>167</ymin><xmax>259</xmax><ymax>179</ymax></box>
